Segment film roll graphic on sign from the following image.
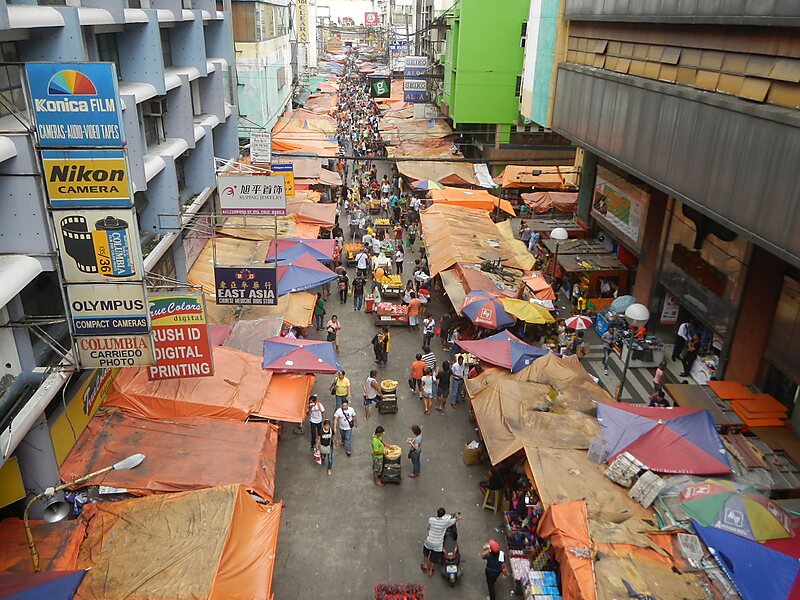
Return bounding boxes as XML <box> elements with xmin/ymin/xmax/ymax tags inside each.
<box><xmin>147</xmin><ymin>293</ymin><xmax>213</xmax><ymax>381</ymax></box>
<box><xmin>54</xmin><ymin>208</ymin><xmax>143</xmax><ymax>283</ymax></box>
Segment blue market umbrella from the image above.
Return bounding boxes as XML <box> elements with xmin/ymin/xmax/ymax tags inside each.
<box><xmin>0</xmin><ymin>570</ymin><xmax>87</xmax><ymax>600</ymax></box>
<box><xmin>272</xmin><ymin>252</ymin><xmax>338</xmax><ymax>296</ymax></box>
<box><xmin>610</xmin><ymin>295</ymin><xmax>637</xmax><ymax>314</ymax></box>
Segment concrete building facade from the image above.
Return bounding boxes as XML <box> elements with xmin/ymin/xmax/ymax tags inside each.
<box><xmin>0</xmin><ymin>0</ymin><xmax>237</xmax><ymax>513</ymax></box>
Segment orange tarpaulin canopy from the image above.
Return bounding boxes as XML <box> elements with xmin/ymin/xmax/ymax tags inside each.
<box><xmin>104</xmin><ymin>346</ymin><xmax>272</xmax><ymax>421</ymax></box>
<box><xmin>289</xmin><ymin>201</ymin><xmax>337</xmax><ymax>227</ymax></box>
<box><xmin>429</xmin><ymin>187</ymin><xmax>515</xmax><ymax>216</ymax></box>
<box><xmin>60</xmin><ymin>410</ymin><xmax>279</xmax><ymax>500</ymax></box>
<box><xmin>496</xmin><ymin>165</ymin><xmax>568</xmax><ymax>189</ymax></box>
<box><xmin>522</xmin><ymin>191</ymin><xmax>578</xmax><ymax>213</ymax></box>
<box><xmin>0</xmin><ymin>486</ymin><xmax>282</xmax><ymax>599</ymax></box>
<box><xmin>259</xmin><ymin>373</ymin><xmax>315</xmax><ymax>423</ymax></box>
<box><xmin>537</xmin><ymin>500</ymin><xmax>596</xmax><ymax>600</ymax></box>
<box><xmin>523</xmin><ymin>273</ymin><xmax>557</xmax><ymax>301</ymax></box>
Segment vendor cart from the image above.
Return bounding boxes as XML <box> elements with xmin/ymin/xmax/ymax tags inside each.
<box><xmin>373</xmin><ymin>218</ymin><xmax>391</xmax><ymax>237</ymax></box>
<box><xmin>343</xmin><ymin>243</ymin><xmax>361</xmax><ymax>266</ymax></box>
<box><xmin>380</xmin><ymin>275</ymin><xmax>403</xmax><ymax>298</ymax></box>
<box><xmin>374</xmin><ymin>302</ymin><xmax>409</xmax><ymax>326</ymax></box>
<box><xmin>378</xmin><ymin>379</ymin><xmax>398</xmax><ymax>414</ymax></box>
<box><xmin>368</xmin><ymin>197</ymin><xmax>380</xmax><ymax>214</ymax></box>
<box><xmin>382</xmin><ymin>445</ymin><xmax>402</xmax><ymax>483</ymax></box>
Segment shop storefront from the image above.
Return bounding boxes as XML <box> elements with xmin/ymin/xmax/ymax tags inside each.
<box><xmin>653</xmin><ymin>199</ymin><xmax>750</xmax><ymax>383</ymax></box>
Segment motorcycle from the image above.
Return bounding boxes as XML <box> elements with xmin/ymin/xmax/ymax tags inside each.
<box><xmin>440</xmin><ymin>515</ymin><xmax>462</xmax><ymax>586</ymax></box>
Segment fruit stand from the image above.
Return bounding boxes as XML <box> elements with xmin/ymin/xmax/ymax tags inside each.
<box><xmin>374</xmin><ymin>584</ymin><xmax>422</xmax><ymax>600</ymax></box>
<box><xmin>368</xmin><ymin>197</ymin><xmax>381</xmax><ymax>214</ymax></box>
<box><xmin>380</xmin><ymin>274</ymin><xmax>403</xmax><ymax>297</ymax></box>
<box><xmin>374</xmin><ymin>218</ymin><xmax>391</xmax><ymax>237</ymax></box>
<box><xmin>374</xmin><ymin>302</ymin><xmax>408</xmax><ymax>326</ymax></box>
<box><xmin>343</xmin><ymin>243</ymin><xmax>361</xmax><ymax>266</ymax></box>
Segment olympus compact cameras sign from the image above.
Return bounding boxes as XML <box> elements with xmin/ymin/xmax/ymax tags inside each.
<box><xmin>217</xmin><ymin>174</ymin><xmax>287</xmax><ymax>216</ymax></box>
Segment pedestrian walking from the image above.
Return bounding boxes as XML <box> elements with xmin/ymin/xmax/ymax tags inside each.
<box><xmin>307</xmin><ymin>394</ymin><xmax>325</xmax><ymax>451</ymax></box>
<box><xmin>316</xmin><ymin>419</ymin><xmax>335</xmax><ymax>475</ymax></box>
<box><xmin>482</xmin><ymin>539</ymin><xmax>507</xmax><ymax>600</ymax></box>
<box><xmin>362</xmin><ymin>369</ymin><xmax>383</xmax><ymax>420</ymax></box>
<box><xmin>421</xmin><ymin>350</ymin><xmax>436</xmax><ymax>372</ymax></box>
<box><xmin>439</xmin><ymin>311</ymin><xmax>452</xmax><ymax>350</ymax></box>
<box><xmin>355</xmin><ymin>247</ymin><xmax>370</xmax><ymax>276</ymax></box>
<box><xmin>314</xmin><ymin>295</ymin><xmax>326</xmax><ymax>331</ymax></box>
<box><xmin>449</xmin><ymin>354</ymin><xmax>466</xmax><ymax>406</ymax></box>
<box><xmin>371</xmin><ymin>425</ymin><xmax>389</xmax><ymax>487</ymax></box>
<box><xmin>448</xmin><ymin>328</ymin><xmax>460</xmax><ymax>361</ymax></box>
<box><xmin>402</xmin><ymin>280</ymin><xmax>414</xmax><ymax>305</ymax></box>
<box><xmin>333</xmin><ymin>398</ymin><xmax>357</xmax><ymax>456</ymax></box>
<box><xmin>422</xmin><ymin>509</ymin><xmax>460</xmax><ymax>577</ymax></box>
<box><xmin>408</xmin><ymin>292</ymin><xmax>421</xmax><ymax>330</ymax></box>
<box><xmin>653</xmin><ymin>360</ymin><xmax>666</xmax><ymax>393</ymax></box>
<box><xmin>409</xmin><ymin>353</ymin><xmax>425</xmax><ymax>398</ymax></box>
<box><xmin>672</xmin><ymin>320</ymin><xmax>691</xmax><ymax>362</ymax></box>
<box><xmin>372</xmin><ymin>326</ymin><xmax>390</xmax><ymax>367</ymax></box>
<box><xmin>680</xmin><ymin>334</ymin><xmax>700</xmax><ymax>377</ymax></box>
<box><xmin>352</xmin><ymin>273</ymin><xmax>366</xmax><ymax>311</ymax></box>
<box><xmin>372</xmin><ymin>264</ymin><xmax>385</xmax><ymax>293</ymax></box>
<box><xmin>422</xmin><ymin>315</ymin><xmax>436</xmax><ymax>352</ymax></box>
<box><xmin>601</xmin><ymin>328</ymin><xmax>614</xmax><ymax>375</ymax></box>
<box><xmin>326</xmin><ymin>315</ymin><xmax>342</xmax><ymax>352</ymax></box>
<box><xmin>407</xmin><ymin>222</ymin><xmax>418</xmax><ymax>249</ymax></box>
<box><xmin>406</xmin><ymin>424</ymin><xmax>422</xmax><ymax>478</ymax></box>
<box><xmin>421</xmin><ymin>367</ymin><xmax>435</xmax><ymax>415</ymax></box>
<box><xmin>337</xmin><ymin>272</ymin><xmax>349</xmax><ymax>303</ymax></box>
<box><xmin>395</xmin><ymin>247</ymin><xmax>404</xmax><ymax>274</ymax></box>
<box><xmin>330</xmin><ymin>369</ymin><xmax>350</xmax><ymax>411</ymax></box>
<box><xmin>436</xmin><ymin>361</ymin><xmax>451</xmax><ymax>414</ymax></box>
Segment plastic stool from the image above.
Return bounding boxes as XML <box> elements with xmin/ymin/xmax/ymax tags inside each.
<box><xmin>482</xmin><ymin>488</ymin><xmax>501</xmax><ymax>513</ymax></box>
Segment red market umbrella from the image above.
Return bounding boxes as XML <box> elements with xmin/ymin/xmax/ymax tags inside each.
<box><xmin>262</xmin><ymin>337</ymin><xmax>340</xmax><ymax>373</ymax></box>
<box><xmin>456</xmin><ymin>330</ymin><xmax>548</xmax><ymax>373</ymax></box>
<box><xmin>459</xmin><ymin>290</ymin><xmax>515</xmax><ymax>329</ymax></box>
<box><xmin>265</xmin><ymin>238</ymin><xmax>337</xmax><ymax>262</ymax></box>
<box><xmin>565</xmin><ymin>315</ymin><xmax>593</xmax><ymax>330</ymax></box>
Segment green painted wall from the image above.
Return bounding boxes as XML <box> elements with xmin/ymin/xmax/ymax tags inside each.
<box><xmin>441</xmin><ymin>0</ymin><xmax>529</xmax><ymax>127</ymax></box>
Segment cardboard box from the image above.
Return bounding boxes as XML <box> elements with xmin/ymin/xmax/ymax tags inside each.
<box><xmin>463</xmin><ymin>442</ymin><xmax>482</xmax><ymax>466</ymax></box>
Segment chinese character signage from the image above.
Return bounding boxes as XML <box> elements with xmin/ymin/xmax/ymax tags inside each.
<box><xmin>365</xmin><ymin>12</ymin><xmax>379</xmax><ymax>26</ymax></box>
<box><xmin>217</xmin><ymin>174</ymin><xmax>287</xmax><ymax>216</ymax></box>
<box><xmin>297</xmin><ymin>0</ymin><xmax>309</xmax><ymax>43</ymax></box>
<box><xmin>41</xmin><ymin>149</ymin><xmax>130</xmax><ymax>208</ymax></box>
<box><xmin>147</xmin><ymin>293</ymin><xmax>213</xmax><ymax>381</ymax></box>
<box><xmin>214</xmin><ymin>267</ymin><xmax>278</xmax><ymax>305</ymax></box>
<box><xmin>25</xmin><ymin>63</ymin><xmax>124</xmax><ymax>147</ymax></box>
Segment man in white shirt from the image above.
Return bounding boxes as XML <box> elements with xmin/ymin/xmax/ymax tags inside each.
<box><xmin>362</xmin><ymin>231</ymin><xmax>373</xmax><ymax>248</ymax></box>
<box><xmin>371</xmin><ymin>235</ymin><xmax>382</xmax><ymax>256</ymax></box>
<box><xmin>672</xmin><ymin>320</ymin><xmax>691</xmax><ymax>362</ymax></box>
<box><xmin>333</xmin><ymin>398</ymin><xmax>358</xmax><ymax>456</ymax></box>
<box><xmin>307</xmin><ymin>394</ymin><xmax>325</xmax><ymax>451</ymax></box>
<box><xmin>410</xmin><ymin>197</ymin><xmax>421</xmax><ymax>212</ymax></box>
<box><xmin>362</xmin><ymin>369</ymin><xmax>383</xmax><ymax>420</ymax></box>
<box><xmin>449</xmin><ymin>355</ymin><xmax>466</xmax><ymax>407</ymax></box>
<box><xmin>422</xmin><ymin>508</ymin><xmax>461</xmax><ymax>577</ymax></box>
<box><xmin>355</xmin><ymin>248</ymin><xmax>370</xmax><ymax>277</ymax></box>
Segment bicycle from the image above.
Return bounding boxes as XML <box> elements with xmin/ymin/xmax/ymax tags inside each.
<box><xmin>479</xmin><ymin>257</ymin><xmax>525</xmax><ymax>284</ymax></box>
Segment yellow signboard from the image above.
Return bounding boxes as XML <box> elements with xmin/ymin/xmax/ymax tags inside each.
<box><xmin>283</xmin><ymin>171</ymin><xmax>295</xmax><ymax>197</ymax></box>
<box><xmin>41</xmin><ymin>149</ymin><xmax>130</xmax><ymax>208</ymax></box>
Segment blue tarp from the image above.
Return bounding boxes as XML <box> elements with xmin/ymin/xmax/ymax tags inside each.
<box><xmin>694</xmin><ymin>521</ymin><xmax>800</xmax><ymax>600</ymax></box>
<box><xmin>0</xmin><ymin>570</ymin><xmax>86</xmax><ymax>600</ymax></box>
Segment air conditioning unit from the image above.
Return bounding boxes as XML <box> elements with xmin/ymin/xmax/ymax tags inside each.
<box><xmin>143</xmin><ymin>98</ymin><xmax>168</xmax><ymax>117</ymax></box>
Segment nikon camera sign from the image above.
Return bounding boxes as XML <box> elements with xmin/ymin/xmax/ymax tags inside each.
<box><xmin>41</xmin><ymin>149</ymin><xmax>130</xmax><ymax>208</ymax></box>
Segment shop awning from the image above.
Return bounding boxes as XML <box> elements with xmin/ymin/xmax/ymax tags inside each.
<box><xmin>522</xmin><ymin>191</ymin><xmax>578</xmax><ymax>213</ymax></box>
<box><xmin>397</xmin><ymin>161</ymin><xmax>478</xmax><ymax>187</ymax></box>
<box><xmin>495</xmin><ymin>165</ymin><xmax>568</xmax><ymax>189</ymax></box>
<box><xmin>439</xmin><ymin>268</ymin><xmax>466</xmax><ymax>314</ymax></box>
<box><xmin>257</xmin><ymin>373</ymin><xmax>315</xmax><ymax>422</ymax></box>
<box><xmin>537</xmin><ymin>501</ymin><xmax>596</xmax><ymax>600</ymax></box>
<box><xmin>60</xmin><ymin>410</ymin><xmax>279</xmax><ymax>500</ymax></box>
<box><xmin>429</xmin><ymin>187</ymin><xmax>515</xmax><ymax>216</ymax></box>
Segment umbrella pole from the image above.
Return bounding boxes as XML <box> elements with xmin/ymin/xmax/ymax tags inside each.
<box><xmin>615</xmin><ymin>338</ymin><xmax>632</xmax><ymax>401</ymax></box>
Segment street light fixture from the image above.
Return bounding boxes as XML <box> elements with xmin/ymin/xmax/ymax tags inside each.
<box><xmin>23</xmin><ymin>453</ymin><xmax>145</xmax><ymax>572</ymax></box>
<box><xmin>549</xmin><ymin>227</ymin><xmax>569</xmax><ymax>288</ymax></box>
<box><xmin>615</xmin><ymin>303</ymin><xmax>651</xmax><ymax>401</ymax></box>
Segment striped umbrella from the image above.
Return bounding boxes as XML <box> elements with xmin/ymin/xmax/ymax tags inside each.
<box><xmin>411</xmin><ymin>179</ymin><xmax>444</xmax><ymax>191</ymax></box>
<box><xmin>565</xmin><ymin>315</ymin><xmax>593</xmax><ymax>330</ymax></box>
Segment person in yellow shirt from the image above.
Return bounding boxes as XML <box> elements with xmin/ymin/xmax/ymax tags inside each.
<box><xmin>330</xmin><ymin>370</ymin><xmax>350</xmax><ymax>411</ymax></box>
<box><xmin>373</xmin><ymin>265</ymin><xmax>385</xmax><ymax>293</ymax></box>
<box><xmin>576</xmin><ymin>293</ymin><xmax>587</xmax><ymax>313</ymax></box>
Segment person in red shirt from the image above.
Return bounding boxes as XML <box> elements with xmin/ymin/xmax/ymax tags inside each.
<box><xmin>408</xmin><ymin>293</ymin><xmax>421</xmax><ymax>330</ymax></box>
<box><xmin>409</xmin><ymin>353</ymin><xmax>425</xmax><ymax>399</ymax></box>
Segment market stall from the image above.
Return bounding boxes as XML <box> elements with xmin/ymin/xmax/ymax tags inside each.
<box><xmin>664</xmin><ymin>384</ymin><xmax>744</xmax><ymax>432</ymax></box>
<box><xmin>343</xmin><ymin>242</ymin><xmax>361</xmax><ymax>266</ymax></box>
<box><xmin>373</xmin><ymin>218</ymin><xmax>392</xmax><ymax>237</ymax></box>
<box><xmin>595</xmin><ymin>310</ymin><xmax>666</xmax><ymax>368</ymax></box>
<box><xmin>528</xmin><ymin>217</ymin><xmax>585</xmax><ymax>241</ymax></box>
<box><xmin>555</xmin><ymin>253</ymin><xmax>628</xmax><ymax>311</ymax></box>
<box><xmin>373</xmin><ymin>302</ymin><xmax>408</xmax><ymax>326</ymax></box>
<box><xmin>379</xmin><ymin>274</ymin><xmax>403</xmax><ymax>297</ymax></box>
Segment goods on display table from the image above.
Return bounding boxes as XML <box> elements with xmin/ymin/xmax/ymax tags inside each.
<box><xmin>374</xmin><ymin>584</ymin><xmax>423</xmax><ymax>600</ymax></box>
<box><xmin>453</xmin><ymin>352</ymin><xmax>480</xmax><ymax>367</ymax></box>
<box><xmin>368</xmin><ymin>197</ymin><xmax>380</xmax><ymax>214</ymax></box>
<box><xmin>344</xmin><ymin>242</ymin><xmax>361</xmax><ymax>265</ymax></box>
<box><xmin>381</xmin><ymin>239</ymin><xmax>395</xmax><ymax>257</ymax></box>
<box><xmin>373</xmin><ymin>252</ymin><xmax>392</xmax><ymax>271</ymax></box>
<box><xmin>374</xmin><ymin>302</ymin><xmax>408</xmax><ymax>326</ymax></box>
<box><xmin>379</xmin><ymin>379</ymin><xmax>398</xmax><ymax>414</ymax></box>
<box><xmin>374</xmin><ymin>218</ymin><xmax>391</xmax><ymax>235</ymax></box>
<box><xmin>690</xmin><ymin>352</ymin><xmax>719</xmax><ymax>384</ymax></box>
<box><xmin>382</xmin><ymin>444</ymin><xmax>402</xmax><ymax>483</ymax></box>
<box><xmin>597</xmin><ymin>311</ymin><xmax>665</xmax><ymax>368</ymax></box>
<box><xmin>380</xmin><ymin>274</ymin><xmax>403</xmax><ymax>297</ymax></box>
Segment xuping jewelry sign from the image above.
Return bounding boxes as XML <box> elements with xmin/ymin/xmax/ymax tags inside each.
<box><xmin>217</xmin><ymin>174</ymin><xmax>287</xmax><ymax>216</ymax></box>
<box><xmin>26</xmin><ymin>62</ymin><xmax>153</xmax><ymax>369</ymax></box>
<box><xmin>147</xmin><ymin>293</ymin><xmax>213</xmax><ymax>381</ymax></box>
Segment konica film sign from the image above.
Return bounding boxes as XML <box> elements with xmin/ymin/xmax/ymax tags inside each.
<box><xmin>66</xmin><ymin>283</ymin><xmax>150</xmax><ymax>336</ymax></box>
<box><xmin>41</xmin><ymin>149</ymin><xmax>131</xmax><ymax>208</ymax></box>
<box><xmin>25</xmin><ymin>63</ymin><xmax>124</xmax><ymax>148</ymax></box>
<box><xmin>53</xmin><ymin>208</ymin><xmax>144</xmax><ymax>283</ymax></box>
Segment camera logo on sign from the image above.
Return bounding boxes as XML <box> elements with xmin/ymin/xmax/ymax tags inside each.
<box><xmin>48</xmin><ymin>70</ymin><xmax>97</xmax><ymax>96</ymax></box>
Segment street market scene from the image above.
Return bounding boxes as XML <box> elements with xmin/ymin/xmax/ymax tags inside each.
<box><xmin>0</xmin><ymin>1</ymin><xmax>799</xmax><ymax>600</ymax></box>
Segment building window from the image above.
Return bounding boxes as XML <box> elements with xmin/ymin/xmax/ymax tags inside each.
<box><xmin>128</xmin><ymin>0</ymin><xmax>141</xmax><ymax>7</ymax></box>
<box><xmin>276</xmin><ymin>66</ymin><xmax>286</xmax><ymax>90</ymax></box>
<box><xmin>96</xmin><ymin>33</ymin><xmax>121</xmax><ymax>79</ymax></box>
<box><xmin>143</xmin><ymin>115</ymin><xmax>163</xmax><ymax>147</ymax></box>
<box><xmin>160</xmin><ymin>29</ymin><xmax>173</xmax><ymax>68</ymax></box>
<box><xmin>190</xmin><ymin>80</ymin><xmax>202</xmax><ymax>116</ymax></box>
<box><xmin>175</xmin><ymin>155</ymin><xmax>187</xmax><ymax>195</ymax></box>
<box><xmin>0</xmin><ymin>42</ymin><xmax>25</xmax><ymax>120</ymax></box>
<box><xmin>515</xmin><ymin>75</ymin><xmax>522</xmax><ymax>97</ymax></box>
<box><xmin>520</xmin><ymin>22</ymin><xmax>527</xmax><ymax>48</ymax></box>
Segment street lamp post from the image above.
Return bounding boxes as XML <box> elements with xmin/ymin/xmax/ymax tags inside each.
<box><xmin>615</xmin><ymin>303</ymin><xmax>650</xmax><ymax>401</ymax></box>
<box><xmin>549</xmin><ymin>227</ymin><xmax>568</xmax><ymax>293</ymax></box>
<box><xmin>23</xmin><ymin>453</ymin><xmax>145</xmax><ymax>572</ymax></box>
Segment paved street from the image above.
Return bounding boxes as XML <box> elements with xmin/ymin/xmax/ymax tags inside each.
<box><xmin>271</xmin><ymin>239</ymin><xmax>510</xmax><ymax>600</ymax></box>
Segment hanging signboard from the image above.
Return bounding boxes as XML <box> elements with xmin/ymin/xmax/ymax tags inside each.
<box><xmin>53</xmin><ymin>208</ymin><xmax>144</xmax><ymax>283</ymax></box>
<box><xmin>364</xmin><ymin>11</ymin><xmax>379</xmax><ymax>26</ymax></box>
<box><xmin>659</xmin><ymin>293</ymin><xmax>680</xmax><ymax>325</ymax></box>
<box><xmin>249</xmin><ymin>132</ymin><xmax>271</xmax><ymax>165</ymax></box>
<box><xmin>67</xmin><ymin>283</ymin><xmax>150</xmax><ymax>336</ymax></box>
<box><xmin>270</xmin><ymin>162</ymin><xmax>295</xmax><ymax>197</ymax></box>
<box><xmin>25</xmin><ymin>63</ymin><xmax>124</xmax><ymax>148</ymax></box>
<box><xmin>296</xmin><ymin>0</ymin><xmax>309</xmax><ymax>43</ymax></box>
<box><xmin>75</xmin><ymin>334</ymin><xmax>154</xmax><ymax>368</ymax></box>
<box><xmin>217</xmin><ymin>174</ymin><xmax>287</xmax><ymax>216</ymax></box>
<box><xmin>41</xmin><ymin>149</ymin><xmax>131</xmax><ymax>208</ymax></box>
<box><xmin>403</xmin><ymin>78</ymin><xmax>427</xmax><ymax>103</ymax></box>
<box><xmin>214</xmin><ymin>266</ymin><xmax>277</xmax><ymax>306</ymax></box>
<box><xmin>404</xmin><ymin>56</ymin><xmax>427</xmax><ymax>77</ymax></box>
<box><xmin>369</xmin><ymin>76</ymin><xmax>391</xmax><ymax>99</ymax></box>
<box><xmin>147</xmin><ymin>293</ymin><xmax>213</xmax><ymax>381</ymax></box>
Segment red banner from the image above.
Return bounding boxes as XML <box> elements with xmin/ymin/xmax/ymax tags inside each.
<box><xmin>147</xmin><ymin>293</ymin><xmax>213</xmax><ymax>381</ymax></box>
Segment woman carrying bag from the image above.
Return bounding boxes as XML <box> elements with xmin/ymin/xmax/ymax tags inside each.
<box><xmin>316</xmin><ymin>419</ymin><xmax>336</xmax><ymax>475</ymax></box>
<box><xmin>406</xmin><ymin>424</ymin><xmax>422</xmax><ymax>478</ymax></box>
